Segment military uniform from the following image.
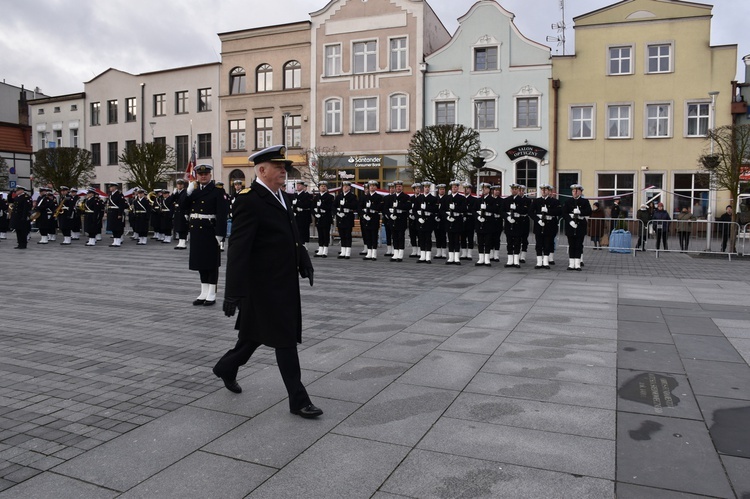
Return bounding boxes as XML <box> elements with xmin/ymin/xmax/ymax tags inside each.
<box><xmin>433</xmin><ymin>185</ymin><xmax>448</xmax><ymax>258</ymax></box>
<box><xmin>387</xmin><ymin>180</ymin><xmax>410</xmax><ymax>262</ymax></box>
<box><xmin>529</xmin><ymin>184</ymin><xmax>561</xmax><ymax>269</ymax></box>
<box><xmin>360</xmin><ymin>180</ymin><xmax>383</xmax><ymax>260</ymax></box>
<box><xmin>474</xmin><ymin>184</ymin><xmax>498</xmax><ymax>266</ymax></box>
<box><xmin>150</xmin><ymin>189</ymin><xmax>163</xmax><ymax>240</ymax></box>
<box><xmin>83</xmin><ymin>190</ymin><xmax>104</xmax><ymax>245</ymax></box>
<box><xmin>132</xmin><ymin>190</ymin><xmax>151</xmax><ymax>244</ymax></box>
<box><xmin>461</xmin><ymin>183</ymin><xmax>477</xmax><ymax>260</ymax></box>
<box><xmin>517</xmin><ymin>185</ymin><xmax>532</xmax><ymax>263</ymax></box>
<box><xmin>504</xmin><ymin>184</ymin><xmax>528</xmax><ymax>268</ymax></box>
<box><xmin>443</xmin><ymin>181</ymin><xmax>466</xmax><ymax>265</ymax></box>
<box><xmin>35</xmin><ymin>189</ymin><xmax>55</xmax><ymax>244</ymax></box>
<box><xmin>490</xmin><ymin>186</ymin><xmax>504</xmax><ymax>262</ymax></box>
<box><xmin>56</xmin><ymin>187</ymin><xmax>76</xmax><ymax>245</ymax></box>
<box><xmin>408</xmin><ymin>183</ymin><xmax>421</xmax><ymax>257</ymax></box>
<box><xmin>171</xmin><ymin>181</ymin><xmax>189</xmax><ymax>249</ymax></box>
<box><xmin>0</xmin><ymin>195</ymin><xmax>9</xmax><ymax>240</ymax></box>
<box><xmin>313</xmin><ymin>181</ymin><xmax>334</xmax><ymax>257</ymax></box>
<box><xmin>562</xmin><ymin>184</ymin><xmax>592</xmax><ymax>270</ymax></box>
<box><xmin>381</xmin><ymin>183</ymin><xmax>395</xmax><ymax>256</ymax></box>
<box><xmin>160</xmin><ymin>191</ymin><xmax>175</xmax><ymax>244</ymax></box>
<box><xmin>106</xmin><ymin>184</ymin><xmax>127</xmax><ymax>246</ymax></box>
<box><xmin>70</xmin><ymin>189</ymin><xmax>83</xmax><ymax>239</ymax></box>
<box><xmin>334</xmin><ymin>182</ymin><xmax>358</xmax><ymax>259</ymax></box>
<box><xmin>291</xmin><ymin>182</ymin><xmax>313</xmax><ymax>245</ymax></box>
<box><xmin>10</xmin><ymin>187</ymin><xmax>32</xmax><ymax>249</ymax></box>
<box><xmin>414</xmin><ymin>183</ymin><xmax>438</xmax><ymax>263</ymax></box>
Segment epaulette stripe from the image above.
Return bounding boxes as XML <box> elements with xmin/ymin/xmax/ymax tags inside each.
<box><xmin>239</xmin><ymin>188</ymin><xmax>252</xmax><ymax>194</ymax></box>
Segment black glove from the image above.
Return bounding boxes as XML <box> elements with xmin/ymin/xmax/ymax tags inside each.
<box><xmin>299</xmin><ymin>249</ymin><xmax>314</xmax><ymax>286</ymax></box>
<box><xmin>300</xmin><ymin>266</ymin><xmax>314</xmax><ymax>286</ymax></box>
<box><xmin>223</xmin><ymin>297</ymin><xmax>241</xmax><ymax>317</ymax></box>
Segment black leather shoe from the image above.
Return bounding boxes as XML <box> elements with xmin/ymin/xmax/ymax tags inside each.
<box><xmin>193</xmin><ymin>299</ymin><xmax>206</xmax><ymax>306</ymax></box>
<box><xmin>213</xmin><ymin>367</ymin><xmax>242</xmax><ymax>393</ymax></box>
<box><xmin>203</xmin><ymin>300</ymin><xmax>216</xmax><ymax>306</ymax></box>
<box><xmin>291</xmin><ymin>404</ymin><xmax>323</xmax><ymax>419</ymax></box>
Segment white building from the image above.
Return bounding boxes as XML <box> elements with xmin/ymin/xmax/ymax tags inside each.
<box><xmin>28</xmin><ymin>93</ymin><xmax>86</xmax><ymax>152</ymax></box>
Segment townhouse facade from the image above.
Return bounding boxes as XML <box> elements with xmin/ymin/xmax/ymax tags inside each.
<box><xmin>218</xmin><ymin>21</ymin><xmax>312</xmax><ymax>192</ymax></box>
<box><xmin>29</xmin><ymin>93</ymin><xmax>86</xmax><ymax>152</ymax></box>
<box><xmin>83</xmin><ymin>64</ymin><xmax>221</xmax><ymax>190</ymax></box>
<box><xmin>551</xmin><ymin>0</ymin><xmax>737</xmax><ymax>218</ymax></box>
<box><xmin>424</xmin><ymin>0</ymin><xmax>551</xmax><ymax>195</ymax></box>
<box><xmin>309</xmin><ymin>0</ymin><xmax>450</xmax><ymax>189</ymax></box>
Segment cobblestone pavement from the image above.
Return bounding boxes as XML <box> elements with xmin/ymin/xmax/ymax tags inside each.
<box><xmin>1</xmin><ymin>235</ymin><xmax>749</xmax><ymax>498</ymax></box>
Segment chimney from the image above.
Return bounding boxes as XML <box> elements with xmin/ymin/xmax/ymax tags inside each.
<box><xmin>18</xmin><ymin>85</ymin><xmax>29</xmax><ymax>126</ymax></box>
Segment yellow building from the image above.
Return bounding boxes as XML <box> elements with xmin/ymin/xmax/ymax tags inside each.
<box><xmin>551</xmin><ymin>0</ymin><xmax>736</xmax><ymax>220</ymax></box>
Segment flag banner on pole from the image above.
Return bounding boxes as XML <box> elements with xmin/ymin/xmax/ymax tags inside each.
<box><xmin>185</xmin><ymin>144</ymin><xmax>196</xmax><ymax>181</ymax></box>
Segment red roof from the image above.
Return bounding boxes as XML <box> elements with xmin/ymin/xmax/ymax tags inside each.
<box><xmin>0</xmin><ymin>122</ymin><xmax>32</xmax><ymax>153</ymax></box>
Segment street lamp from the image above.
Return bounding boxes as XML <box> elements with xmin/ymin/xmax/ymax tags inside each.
<box><xmin>706</xmin><ymin>90</ymin><xmax>719</xmax><ymax>251</ymax></box>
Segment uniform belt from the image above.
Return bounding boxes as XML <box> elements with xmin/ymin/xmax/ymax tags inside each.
<box><xmin>190</xmin><ymin>214</ymin><xmax>216</xmax><ymax>220</ymax></box>
<box><xmin>134</xmin><ymin>210</ymin><xmax>147</xmax><ymax>214</ymax></box>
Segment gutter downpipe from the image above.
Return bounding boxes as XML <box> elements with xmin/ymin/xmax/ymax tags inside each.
<box><xmin>551</xmin><ymin>79</ymin><xmax>561</xmax><ymax>187</ymax></box>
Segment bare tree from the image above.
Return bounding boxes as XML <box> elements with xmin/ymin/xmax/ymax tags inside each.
<box><xmin>304</xmin><ymin>146</ymin><xmax>345</xmax><ymax>186</ymax></box>
<box><xmin>407</xmin><ymin>125</ymin><xmax>481</xmax><ymax>185</ymax></box>
<box><xmin>32</xmin><ymin>147</ymin><xmax>95</xmax><ymax>191</ymax></box>
<box><xmin>119</xmin><ymin>142</ymin><xmax>176</xmax><ymax>192</ymax></box>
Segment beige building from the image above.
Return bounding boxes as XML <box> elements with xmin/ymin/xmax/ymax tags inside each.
<box><xmin>310</xmin><ymin>0</ymin><xmax>450</xmax><ymax>189</ymax></box>
<box><xmin>551</xmin><ymin>0</ymin><xmax>736</xmax><ymax>219</ymax></box>
<box><xmin>218</xmin><ymin>21</ymin><xmax>311</xmax><ymax>192</ymax></box>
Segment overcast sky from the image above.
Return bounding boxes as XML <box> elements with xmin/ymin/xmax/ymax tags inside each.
<box><xmin>1</xmin><ymin>0</ymin><xmax>748</xmax><ymax>97</ymax></box>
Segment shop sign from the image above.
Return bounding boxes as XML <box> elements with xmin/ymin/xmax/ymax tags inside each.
<box><xmin>347</xmin><ymin>155</ymin><xmax>383</xmax><ymax>167</ymax></box>
<box><xmin>505</xmin><ymin>145</ymin><xmax>547</xmax><ymax>160</ymax></box>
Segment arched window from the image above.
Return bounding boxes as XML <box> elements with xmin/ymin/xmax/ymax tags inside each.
<box><xmin>389</xmin><ymin>93</ymin><xmax>408</xmax><ymax>132</ymax></box>
<box><xmin>229</xmin><ymin>67</ymin><xmax>246</xmax><ymax>95</ymax></box>
<box><xmin>256</xmin><ymin>64</ymin><xmax>273</xmax><ymax>92</ymax></box>
<box><xmin>284</xmin><ymin>61</ymin><xmax>301</xmax><ymax>89</ymax></box>
<box><xmin>515</xmin><ymin>160</ymin><xmax>538</xmax><ymax>190</ymax></box>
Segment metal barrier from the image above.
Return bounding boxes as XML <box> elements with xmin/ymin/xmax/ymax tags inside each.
<box><xmin>741</xmin><ymin>223</ymin><xmax>750</xmax><ymax>257</ymax></box>
<box><xmin>645</xmin><ymin>219</ymin><xmax>740</xmax><ymax>259</ymax></box>
<box><xmin>555</xmin><ymin>217</ymin><xmax>641</xmax><ymax>257</ymax></box>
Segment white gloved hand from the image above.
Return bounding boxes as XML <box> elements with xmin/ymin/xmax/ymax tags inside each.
<box><xmin>541</xmin><ymin>206</ymin><xmax>548</xmax><ymax>213</ymax></box>
<box><xmin>173</xmin><ymin>188</ymin><xmax>178</xmax><ymax>195</ymax></box>
<box><xmin>507</xmin><ymin>216</ymin><xmax>515</xmax><ymax>224</ymax></box>
<box><xmin>315</xmin><ymin>214</ymin><xmax>321</xmax><ymax>218</ymax></box>
<box><xmin>573</xmin><ymin>207</ymin><xmax>581</xmax><ymax>215</ymax></box>
<box><xmin>339</xmin><ymin>199</ymin><xmax>345</xmax><ymax>206</ymax></box>
<box><xmin>186</xmin><ymin>181</ymin><xmax>196</xmax><ymax>195</ymax></box>
<box><xmin>539</xmin><ymin>221</ymin><xmax>545</xmax><ymax>227</ymax></box>
<box><xmin>215</xmin><ymin>235</ymin><xmax>222</xmax><ymax>244</ymax></box>
<box><xmin>569</xmin><ymin>221</ymin><xmax>577</xmax><ymax>228</ymax></box>
<box><xmin>510</xmin><ymin>203</ymin><xmax>516</xmax><ymax>210</ymax></box>
<box><xmin>480</xmin><ymin>203</ymin><xmax>486</xmax><ymax>210</ymax></box>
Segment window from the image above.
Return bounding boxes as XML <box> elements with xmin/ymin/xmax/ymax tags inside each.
<box><xmin>674</xmin><ymin>173</ymin><xmax>709</xmax><ymax>214</ymax></box>
<box><xmin>70</xmin><ymin>104</ymin><xmax>78</xmax><ymax>111</ymax></box>
<box><xmin>54</xmin><ymin>130</ymin><xmax>62</xmax><ymax>147</ymax></box>
<box><xmin>90</xmin><ymin>102</ymin><xmax>100</xmax><ymax>126</ymax></box>
<box><xmin>516</xmin><ymin>160</ymin><xmax>538</xmax><ymax>190</ymax></box>
<box><xmin>646</xmin><ymin>103</ymin><xmax>671</xmax><ymax>138</ymax></box>
<box><xmin>353</xmin><ymin>41</ymin><xmax>377</xmax><ymax>74</ymax></box>
<box><xmin>647</xmin><ymin>43</ymin><xmax>672</xmax><ymax>74</ymax></box>
<box><xmin>175</xmin><ymin>91</ymin><xmax>188</xmax><ymax>114</ymax></box>
<box><xmin>54</xmin><ymin>106</ymin><xmax>60</xmax><ymax>113</ymax></box>
<box><xmin>389</xmin><ymin>94</ymin><xmax>408</xmax><ymax>132</ymax></box>
<box><xmin>70</xmin><ymin>128</ymin><xmax>78</xmax><ymax>148</ymax></box>
<box><xmin>570</xmin><ymin>105</ymin><xmax>594</xmax><ymax>139</ymax></box>
<box><xmin>325</xmin><ymin>99</ymin><xmax>342</xmax><ymax>135</ymax></box>
<box><xmin>284</xmin><ymin>61</ymin><xmax>301</xmax><ymax>89</ymax></box>
<box><xmin>285</xmin><ymin>115</ymin><xmax>302</xmax><ymax>148</ymax></box>
<box><xmin>229</xmin><ymin>119</ymin><xmax>246</xmax><ymax>151</ymax></box>
<box><xmin>38</xmin><ymin>132</ymin><xmax>46</xmax><ymax>148</ymax></box>
<box><xmin>126</xmin><ymin>97</ymin><xmax>137</xmax><ymax>122</ymax></box>
<box><xmin>474</xmin><ymin>47</ymin><xmax>498</xmax><ymax>71</ymax></box>
<box><xmin>325</xmin><ymin>44</ymin><xmax>342</xmax><ymax>76</ymax></box>
<box><xmin>154</xmin><ymin>136</ymin><xmax>166</xmax><ymax>146</ymax></box>
<box><xmin>557</xmin><ymin>172</ymin><xmax>579</xmax><ymax>200</ymax></box>
<box><xmin>686</xmin><ymin>102</ymin><xmax>710</xmax><ymax>137</ymax></box>
<box><xmin>229</xmin><ymin>67</ymin><xmax>246</xmax><ymax>95</ymax></box>
<box><xmin>608</xmin><ymin>46</ymin><xmax>632</xmax><ymax>75</ymax></box>
<box><xmin>91</xmin><ymin>143</ymin><xmax>101</xmax><ymax>166</ymax></box>
<box><xmin>474</xmin><ymin>99</ymin><xmax>496</xmax><ymax>129</ymax></box>
<box><xmin>516</xmin><ymin>97</ymin><xmax>539</xmax><ymax>128</ymax></box>
<box><xmin>37</xmin><ymin>109</ymin><xmax>45</xmax><ymax>115</ymax></box>
<box><xmin>607</xmin><ymin>104</ymin><xmax>631</xmax><ymax>138</ymax></box>
<box><xmin>598</xmin><ymin>173</ymin><xmax>634</xmax><ymax>213</ymax></box>
<box><xmin>107</xmin><ymin>142</ymin><xmax>118</xmax><ymax>165</ymax></box>
<box><xmin>256</xmin><ymin>64</ymin><xmax>273</xmax><ymax>92</ymax></box>
<box><xmin>435</xmin><ymin>101</ymin><xmax>456</xmax><ymax>125</ymax></box>
<box><xmin>197</xmin><ymin>133</ymin><xmax>211</xmax><ymax>158</ymax></box>
<box><xmin>154</xmin><ymin>94</ymin><xmax>166</xmax><ymax>116</ymax></box>
<box><xmin>125</xmin><ymin>140</ymin><xmax>136</xmax><ymax>152</ymax></box>
<box><xmin>255</xmin><ymin>117</ymin><xmax>273</xmax><ymax>149</ymax></box>
<box><xmin>198</xmin><ymin>88</ymin><xmax>211</xmax><ymax>112</ymax></box>
<box><xmin>353</xmin><ymin>97</ymin><xmax>378</xmax><ymax>133</ymax></box>
<box><xmin>390</xmin><ymin>37</ymin><xmax>407</xmax><ymax>71</ymax></box>
<box><xmin>107</xmin><ymin>100</ymin><xmax>118</xmax><ymax>124</ymax></box>
<box><xmin>175</xmin><ymin>136</ymin><xmax>189</xmax><ymax>169</ymax></box>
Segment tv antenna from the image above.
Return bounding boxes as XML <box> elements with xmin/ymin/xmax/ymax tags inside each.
<box><xmin>546</xmin><ymin>0</ymin><xmax>567</xmax><ymax>55</ymax></box>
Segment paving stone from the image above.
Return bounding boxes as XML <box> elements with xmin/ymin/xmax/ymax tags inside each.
<box><xmin>334</xmin><ymin>320</ymin><xmax>405</xmax><ymax>343</ymax></box>
<box><xmin>494</xmin><ymin>343</ymin><xmax>616</xmax><ymax>367</ymax></box>
<box><xmin>665</xmin><ymin>316</ymin><xmax>724</xmax><ymax>337</ymax></box>
<box><xmin>401</xmin><ymin>314</ymin><xmax>470</xmax><ymax>337</ymax></box>
<box><xmin>513</xmin><ymin>321</ymin><xmax>618</xmax><ymax>340</ymax></box>
<box><xmin>482</xmin><ymin>356</ymin><xmax>616</xmax><ymax>386</ymax></box>
<box><xmin>683</xmin><ymin>359</ymin><xmax>750</xmax><ymax>400</ymax></box>
<box><xmin>720</xmin><ymin>455</ymin><xmax>750</xmax><ymax>498</ymax></box>
<box><xmin>672</xmin><ymin>334</ymin><xmax>746</xmax><ymax>363</ymax></box>
<box><xmin>695</xmin><ymin>395</ymin><xmax>750</xmax><ymax>459</ymax></box>
<box><xmin>380</xmin><ymin>449</ymin><xmax>614</xmax><ymax>499</ymax></box>
<box><xmin>504</xmin><ymin>331</ymin><xmax>617</xmax><ymax>353</ymax></box>
<box><xmin>53</xmin><ymin>407</ymin><xmax>245</xmax><ymax>492</ymax></box>
<box><xmin>618</xmin><ymin>305</ymin><xmax>666</xmax><ymax>323</ymax></box>
<box><xmin>247</xmin><ymin>433</ymin><xmax>408</xmax><ymax>499</ymax></box>
<box><xmin>617</xmin><ymin>341</ymin><xmax>685</xmax><ymax>374</ymax></box>
<box><xmin>464</xmin><ymin>310</ymin><xmax>526</xmax><ymax>330</ymax></box>
<box><xmin>0</xmin><ymin>472</ymin><xmax>117</xmax><ymax>499</ymax></box>
<box><xmin>617</xmin><ymin>370</ymin><xmax>703</xmax><ymax>420</ymax></box>
<box><xmin>616</xmin><ymin>412</ymin><xmax>733</xmax><ymax>497</ymax></box>
<box><xmin>618</xmin><ymin>321</ymin><xmax>674</xmax><ymax>344</ymax></box>
<box><xmin>306</xmin><ymin>357</ymin><xmax>410</xmax><ymax>404</ymax></box>
<box><xmin>615</xmin><ymin>483</ymin><xmax>716</xmax><ymax>498</ymax></box>
<box><xmin>436</xmin><ymin>327</ymin><xmax>511</xmax><ymax>355</ymax></box>
<box><xmin>118</xmin><ymin>451</ymin><xmax>274</xmax><ymax>499</ymax></box>
<box><xmin>297</xmin><ymin>338</ymin><xmax>377</xmax><ymax>372</ymax></box>
<box><xmin>418</xmin><ymin>417</ymin><xmax>615</xmax><ymax>480</ymax></box>
<box><xmin>397</xmin><ymin>350</ymin><xmax>488</xmax><ymax>391</ymax></box>
<box><xmin>358</xmin><ymin>332</ymin><xmax>443</xmax><ymax>364</ymax></box>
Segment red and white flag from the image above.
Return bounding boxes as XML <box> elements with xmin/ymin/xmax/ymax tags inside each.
<box><xmin>185</xmin><ymin>144</ymin><xmax>196</xmax><ymax>181</ymax></box>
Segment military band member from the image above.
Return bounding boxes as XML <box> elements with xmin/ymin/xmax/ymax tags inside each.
<box><xmin>562</xmin><ymin>184</ymin><xmax>592</xmax><ymax>271</ymax></box>
<box><xmin>461</xmin><ymin>182</ymin><xmax>477</xmax><ymax>261</ymax></box>
<box><xmin>172</xmin><ymin>179</ymin><xmax>189</xmax><ymax>249</ymax></box>
<box><xmin>382</xmin><ymin>183</ymin><xmax>395</xmax><ymax>256</ymax></box>
<box><xmin>504</xmin><ymin>183</ymin><xmax>527</xmax><ymax>268</ymax></box>
<box><xmin>160</xmin><ymin>188</ymin><xmax>175</xmax><ymax>244</ymax></box>
<box><xmin>360</xmin><ymin>180</ymin><xmax>383</xmax><ymax>260</ymax></box>
<box><xmin>215</xmin><ymin>181</ymin><xmax>231</xmax><ymax>251</ymax></box>
<box><xmin>0</xmin><ymin>192</ymin><xmax>8</xmax><ymax>240</ymax></box>
<box><xmin>433</xmin><ymin>184</ymin><xmax>448</xmax><ymax>259</ymax></box>
<box><xmin>151</xmin><ymin>189</ymin><xmax>163</xmax><ymax>240</ymax></box>
<box><xmin>35</xmin><ymin>187</ymin><xmax>55</xmax><ymax>244</ymax></box>
<box><xmin>415</xmin><ymin>181</ymin><xmax>437</xmax><ymax>263</ymax></box>
<box><xmin>292</xmin><ymin>181</ymin><xmax>313</xmax><ymax>246</ymax></box>
<box><xmin>313</xmin><ymin>181</ymin><xmax>334</xmax><ymax>257</ymax></box>
<box><xmin>408</xmin><ymin>182</ymin><xmax>422</xmax><ymax>257</ymax></box>
<box><xmin>56</xmin><ymin>186</ymin><xmax>75</xmax><ymax>245</ymax></box>
<box><xmin>474</xmin><ymin>183</ymin><xmax>497</xmax><ymax>266</ymax></box>
<box><xmin>132</xmin><ymin>189</ymin><xmax>151</xmax><ymax>245</ymax></box>
<box><xmin>70</xmin><ymin>188</ymin><xmax>82</xmax><ymax>239</ymax></box>
<box><xmin>181</xmin><ymin>164</ymin><xmax>227</xmax><ymax>305</ymax></box>
<box><xmin>517</xmin><ymin>184</ymin><xmax>532</xmax><ymax>263</ymax></box>
<box><xmin>387</xmin><ymin>180</ymin><xmax>410</xmax><ymax>262</ymax></box>
<box><xmin>334</xmin><ymin>181</ymin><xmax>358</xmax><ymax>259</ymax></box>
<box><xmin>529</xmin><ymin>184</ymin><xmax>561</xmax><ymax>269</ymax></box>
<box><xmin>442</xmin><ymin>180</ymin><xmax>466</xmax><ymax>265</ymax></box>
<box><xmin>105</xmin><ymin>182</ymin><xmax>127</xmax><ymax>247</ymax></box>
<box><xmin>490</xmin><ymin>185</ymin><xmax>504</xmax><ymax>262</ymax></box>
<box><xmin>10</xmin><ymin>186</ymin><xmax>32</xmax><ymax>249</ymax></box>
<box><xmin>83</xmin><ymin>188</ymin><xmax>104</xmax><ymax>246</ymax></box>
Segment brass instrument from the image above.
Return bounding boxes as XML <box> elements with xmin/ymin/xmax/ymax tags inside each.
<box><xmin>76</xmin><ymin>197</ymin><xmax>86</xmax><ymax>213</ymax></box>
<box><xmin>147</xmin><ymin>191</ymin><xmax>157</xmax><ymax>203</ymax></box>
<box><xmin>29</xmin><ymin>209</ymin><xmax>42</xmax><ymax>222</ymax></box>
<box><xmin>53</xmin><ymin>198</ymin><xmax>66</xmax><ymax>218</ymax></box>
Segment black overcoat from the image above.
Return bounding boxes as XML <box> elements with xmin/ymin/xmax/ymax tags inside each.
<box><xmin>226</xmin><ymin>181</ymin><xmax>311</xmax><ymax>348</ymax></box>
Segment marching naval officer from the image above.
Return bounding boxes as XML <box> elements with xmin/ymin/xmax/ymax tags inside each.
<box><xmin>214</xmin><ymin>145</ymin><xmax>322</xmax><ymax>419</ymax></box>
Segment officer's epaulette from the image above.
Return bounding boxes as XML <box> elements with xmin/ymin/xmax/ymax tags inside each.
<box><xmin>239</xmin><ymin>187</ymin><xmax>252</xmax><ymax>195</ymax></box>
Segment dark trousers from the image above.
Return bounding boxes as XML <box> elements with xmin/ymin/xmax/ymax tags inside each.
<box><xmin>535</xmin><ymin>230</ymin><xmax>555</xmax><ymax>256</ymax></box>
<box><xmin>520</xmin><ymin>219</ymin><xmax>530</xmax><ymax>251</ymax></box>
<box><xmin>318</xmin><ymin>221</ymin><xmax>331</xmax><ymax>247</ymax></box>
<box><xmin>461</xmin><ymin>224</ymin><xmax>475</xmax><ymax>249</ymax></box>
<box><xmin>721</xmin><ymin>231</ymin><xmax>729</xmax><ymax>252</ymax></box>
<box><xmin>506</xmin><ymin>229</ymin><xmax>521</xmax><ymax>255</ymax></box>
<box><xmin>418</xmin><ymin>231</ymin><xmax>432</xmax><ymax>252</ymax></box>
<box><xmin>447</xmin><ymin>231</ymin><xmax>461</xmax><ymax>252</ymax></box>
<box><xmin>199</xmin><ymin>269</ymin><xmax>218</xmax><ymax>285</ymax></box>
<box><xmin>678</xmin><ymin>231</ymin><xmax>690</xmax><ymax>251</ymax></box>
<box><xmin>434</xmin><ymin>228</ymin><xmax>446</xmax><ymax>249</ymax></box>
<box><xmin>59</xmin><ymin>219</ymin><xmax>72</xmax><ymax>237</ymax></box>
<box><xmin>384</xmin><ymin>222</ymin><xmax>392</xmax><ymax>246</ymax></box>
<box><xmin>656</xmin><ymin>229</ymin><xmax>668</xmax><ymax>250</ymax></box>
<box><xmin>392</xmin><ymin>228</ymin><xmax>406</xmax><ymax>250</ymax></box>
<box><xmin>16</xmin><ymin>226</ymin><xmax>29</xmax><ymax>248</ymax></box>
<box><xmin>296</xmin><ymin>218</ymin><xmax>310</xmax><ymax>244</ymax></box>
<box><xmin>214</xmin><ymin>338</ymin><xmax>311</xmax><ymax>411</ymax></box>
<box><xmin>477</xmin><ymin>233</ymin><xmax>490</xmax><ymax>253</ymax></box>
<box><xmin>568</xmin><ymin>233</ymin><xmax>585</xmax><ymax>258</ymax></box>
<box><xmin>491</xmin><ymin>228</ymin><xmax>502</xmax><ymax>251</ymax></box>
<box><xmin>363</xmin><ymin>224</ymin><xmax>379</xmax><ymax>249</ymax></box>
<box><xmin>409</xmin><ymin>224</ymin><xmax>418</xmax><ymax>247</ymax></box>
<box><xmin>339</xmin><ymin>227</ymin><xmax>352</xmax><ymax>247</ymax></box>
